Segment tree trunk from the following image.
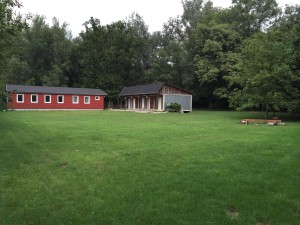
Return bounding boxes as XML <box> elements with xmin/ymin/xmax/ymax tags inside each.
<box><xmin>265</xmin><ymin>107</ymin><xmax>269</xmax><ymax>119</ymax></box>
<box><xmin>209</xmin><ymin>97</ymin><xmax>213</xmax><ymax>110</ymax></box>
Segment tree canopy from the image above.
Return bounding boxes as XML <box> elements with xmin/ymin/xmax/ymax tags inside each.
<box><xmin>228</xmin><ymin>29</ymin><xmax>299</xmax><ymax>116</ymax></box>
<box><xmin>0</xmin><ymin>0</ymin><xmax>28</xmax><ymax>110</ymax></box>
<box><xmin>1</xmin><ymin>0</ymin><xmax>300</xmax><ymax>113</ymax></box>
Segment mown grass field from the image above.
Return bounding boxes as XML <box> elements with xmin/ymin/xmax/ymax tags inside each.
<box><xmin>0</xmin><ymin>110</ymin><xmax>299</xmax><ymax>225</ymax></box>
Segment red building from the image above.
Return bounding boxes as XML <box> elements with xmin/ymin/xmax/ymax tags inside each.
<box><xmin>6</xmin><ymin>84</ymin><xmax>107</xmax><ymax>110</ymax></box>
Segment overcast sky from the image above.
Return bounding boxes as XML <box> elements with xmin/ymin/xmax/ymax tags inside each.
<box><xmin>19</xmin><ymin>0</ymin><xmax>299</xmax><ymax>37</ymax></box>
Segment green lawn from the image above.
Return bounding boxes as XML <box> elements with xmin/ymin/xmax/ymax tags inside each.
<box><xmin>0</xmin><ymin>110</ymin><xmax>299</xmax><ymax>225</ymax></box>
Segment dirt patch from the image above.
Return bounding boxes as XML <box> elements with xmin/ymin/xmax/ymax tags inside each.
<box><xmin>256</xmin><ymin>218</ymin><xmax>272</xmax><ymax>225</ymax></box>
<box><xmin>226</xmin><ymin>207</ymin><xmax>239</xmax><ymax>220</ymax></box>
<box><xmin>57</xmin><ymin>162</ymin><xmax>68</xmax><ymax>168</ymax></box>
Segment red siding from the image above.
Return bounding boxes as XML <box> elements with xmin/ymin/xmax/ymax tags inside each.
<box><xmin>150</xmin><ymin>96</ymin><xmax>156</xmax><ymax>109</ymax></box>
<box><xmin>8</xmin><ymin>93</ymin><xmax>105</xmax><ymax>110</ymax></box>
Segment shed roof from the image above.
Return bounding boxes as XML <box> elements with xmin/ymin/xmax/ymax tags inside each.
<box><xmin>119</xmin><ymin>82</ymin><xmax>192</xmax><ymax>96</ymax></box>
<box><xmin>6</xmin><ymin>84</ymin><xmax>107</xmax><ymax>96</ymax></box>
<box><xmin>119</xmin><ymin>83</ymin><xmax>164</xmax><ymax>96</ymax></box>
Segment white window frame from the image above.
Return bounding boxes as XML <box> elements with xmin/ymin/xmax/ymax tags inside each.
<box><xmin>44</xmin><ymin>95</ymin><xmax>51</xmax><ymax>103</ymax></box>
<box><xmin>72</xmin><ymin>96</ymin><xmax>79</xmax><ymax>104</ymax></box>
<box><xmin>95</xmin><ymin>96</ymin><xmax>100</xmax><ymax>100</ymax></box>
<box><xmin>84</xmin><ymin>96</ymin><xmax>90</xmax><ymax>104</ymax></box>
<box><xmin>31</xmin><ymin>94</ymin><xmax>38</xmax><ymax>103</ymax></box>
<box><xmin>17</xmin><ymin>94</ymin><xmax>24</xmax><ymax>103</ymax></box>
<box><xmin>57</xmin><ymin>95</ymin><xmax>64</xmax><ymax>104</ymax></box>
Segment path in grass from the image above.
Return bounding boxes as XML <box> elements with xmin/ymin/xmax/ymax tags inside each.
<box><xmin>0</xmin><ymin>110</ymin><xmax>299</xmax><ymax>225</ymax></box>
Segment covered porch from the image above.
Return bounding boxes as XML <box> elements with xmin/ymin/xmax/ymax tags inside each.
<box><xmin>124</xmin><ymin>94</ymin><xmax>163</xmax><ymax>111</ymax></box>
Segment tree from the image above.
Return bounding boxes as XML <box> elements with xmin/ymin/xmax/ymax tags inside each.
<box><xmin>5</xmin><ymin>56</ymin><xmax>32</xmax><ymax>84</ymax></box>
<box><xmin>0</xmin><ymin>0</ymin><xmax>27</xmax><ymax>75</ymax></box>
<box><xmin>181</xmin><ymin>0</ymin><xmax>218</xmax><ymax>34</ymax></box>
<box><xmin>227</xmin><ymin>29</ymin><xmax>299</xmax><ymax>117</ymax></box>
<box><xmin>186</xmin><ymin>22</ymin><xmax>241</xmax><ymax>109</ymax></box>
<box><xmin>277</xmin><ymin>5</ymin><xmax>300</xmax><ymax>78</ymax></box>
<box><xmin>0</xmin><ymin>0</ymin><xmax>28</xmax><ymax>110</ymax></box>
<box><xmin>229</xmin><ymin>0</ymin><xmax>281</xmax><ymax>37</ymax></box>
<box><xmin>79</xmin><ymin>16</ymin><xmax>149</xmax><ymax>106</ymax></box>
<box><xmin>124</xmin><ymin>12</ymin><xmax>150</xmax><ymax>86</ymax></box>
<box><xmin>145</xmin><ymin>21</ymin><xmax>187</xmax><ymax>87</ymax></box>
<box><xmin>6</xmin><ymin>15</ymin><xmax>74</xmax><ymax>86</ymax></box>
<box><xmin>68</xmin><ymin>37</ymin><xmax>83</xmax><ymax>87</ymax></box>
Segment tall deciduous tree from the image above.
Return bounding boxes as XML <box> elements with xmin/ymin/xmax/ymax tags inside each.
<box><xmin>187</xmin><ymin>22</ymin><xmax>241</xmax><ymax>108</ymax></box>
<box><xmin>145</xmin><ymin>17</ymin><xmax>187</xmax><ymax>87</ymax></box>
<box><xmin>181</xmin><ymin>0</ymin><xmax>218</xmax><ymax>34</ymax></box>
<box><xmin>79</xmin><ymin>16</ymin><xmax>149</xmax><ymax>105</ymax></box>
<box><xmin>0</xmin><ymin>0</ymin><xmax>27</xmax><ymax>75</ymax></box>
<box><xmin>229</xmin><ymin>0</ymin><xmax>281</xmax><ymax>37</ymax></box>
<box><xmin>42</xmin><ymin>17</ymin><xmax>73</xmax><ymax>86</ymax></box>
<box><xmin>6</xmin><ymin>15</ymin><xmax>73</xmax><ymax>86</ymax></box>
<box><xmin>0</xmin><ymin>0</ymin><xmax>28</xmax><ymax>110</ymax></box>
<box><xmin>227</xmin><ymin>29</ymin><xmax>299</xmax><ymax>116</ymax></box>
<box><xmin>277</xmin><ymin>5</ymin><xmax>300</xmax><ymax>94</ymax></box>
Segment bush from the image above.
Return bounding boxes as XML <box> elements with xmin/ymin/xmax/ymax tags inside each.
<box><xmin>0</xmin><ymin>92</ymin><xmax>11</xmax><ymax>111</ymax></box>
<box><xmin>168</xmin><ymin>102</ymin><xmax>182</xmax><ymax>112</ymax></box>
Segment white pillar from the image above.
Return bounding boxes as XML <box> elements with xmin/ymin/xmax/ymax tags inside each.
<box><xmin>128</xmin><ymin>98</ymin><xmax>131</xmax><ymax>109</ymax></box>
<box><xmin>142</xmin><ymin>98</ymin><xmax>145</xmax><ymax>109</ymax></box>
<box><xmin>147</xmin><ymin>97</ymin><xmax>150</xmax><ymax>109</ymax></box>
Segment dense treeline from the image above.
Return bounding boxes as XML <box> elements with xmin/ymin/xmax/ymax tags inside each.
<box><xmin>1</xmin><ymin>0</ymin><xmax>300</xmax><ymax>114</ymax></box>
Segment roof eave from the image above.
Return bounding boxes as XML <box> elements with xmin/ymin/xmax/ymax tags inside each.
<box><xmin>119</xmin><ymin>92</ymin><xmax>159</xmax><ymax>96</ymax></box>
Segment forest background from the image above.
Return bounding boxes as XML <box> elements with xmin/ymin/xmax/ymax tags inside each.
<box><xmin>1</xmin><ymin>0</ymin><xmax>300</xmax><ymax>114</ymax></box>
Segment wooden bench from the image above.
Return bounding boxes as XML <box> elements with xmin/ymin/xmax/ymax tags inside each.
<box><xmin>240</xmin><ymin>118</ymin><xmax>282</xmax><ymax>125</ymax></box>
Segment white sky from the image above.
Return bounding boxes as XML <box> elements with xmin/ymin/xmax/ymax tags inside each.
<box><xmin>19</xmin><ymin>0</ymin><xmax>299</xmax><ymax>37</ymax></box>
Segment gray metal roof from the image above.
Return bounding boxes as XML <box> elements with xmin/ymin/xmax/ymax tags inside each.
<box><xmin>119</xmin><ymin>83</ymin><xmax>164</xmax><ymax>96</ymax></box>
<box><xmin>6</xmin><ymin>84</ymin><xmax>107</xmax><ymax>95</ymax></box>
<box><xmin>119</xmin><ymin>82</ymin><xmax>192</xmax><ymax>96</ymax></box>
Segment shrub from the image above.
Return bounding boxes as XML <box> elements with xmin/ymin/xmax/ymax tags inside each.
<box><xmin>0</xmin><ymin>92</ymin><xmax>12</xmax><ymax>111</ymax></box>
<box><xmin>168</xmin><ymin>102</ymin><xmax>182</xmax><ymax>112</ymax></box>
